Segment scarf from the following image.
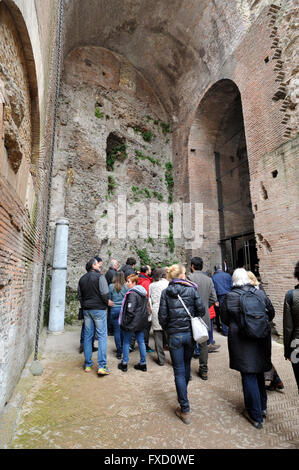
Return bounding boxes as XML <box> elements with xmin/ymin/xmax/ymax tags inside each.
<box><xmin>169</xmin><ymin>278</ymin><xmax>198</xmax><ymax>290</ymax></box>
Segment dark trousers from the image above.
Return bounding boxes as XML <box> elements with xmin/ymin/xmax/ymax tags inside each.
<box><xmin>241</xmin><ymin>372</ymin><xmax>267</xmax><ymax>424</ymax></box>
<box><xmin>292</xmin><ymin>361</ymin><xmax>299</xmax><ymax>391</ymax></box>
<box><xmin>264</xmin><ymin>364</ymin><xmax>282</xmax><ymax>384</ymax></box>
<box><xmin>110</xmin><ymin>307</ymin><xmax>123</xmax><ymax>356</ymax></box>
<box><xmin>214</xmin><ymin>304</ymin><xmax>222</xmax><ymax>332</ymax></box>
<box><xmin>107</xmin><ymin>308</ymin><xmax>113</xmax><ymax>334</ymax></box>
<box><xmin>153</xmin><ymin>330</ymin><xmax>165</xmax><ymax>364</ymax></box>
<box><xmin>219</xmin><ymin>295</ymin><xmax>228</xmax><ymax>336</ymax></box>
<box><xmin>198</xmin><ymin>341</ymin><xmax>208</xmax><ymax>373</ymax></box>
<box><xmin>208</xmin><ymin>321</ymin><xmax>215</xmax><ymax>345</ymax></box>
<box><xmin>144</xmin><ymin>321</ymin><xmax>152</xmax><ymax>349</ymax></box>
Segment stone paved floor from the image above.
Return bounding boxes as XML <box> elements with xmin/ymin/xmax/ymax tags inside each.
<box><xmin>8</xmin><ymin>326</ymin><xmax>299</xmax><ymax>449</ymax></box>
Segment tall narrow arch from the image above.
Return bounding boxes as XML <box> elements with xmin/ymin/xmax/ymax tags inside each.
<box><xmin>1</xmin><ymin>0</ymin><xmax>40</xmax><ymax>171</ymax></box>
<box><xmin>188</xmin><ymin>79</ymin><xmax>257</xmax><ymax>274</ymax></box>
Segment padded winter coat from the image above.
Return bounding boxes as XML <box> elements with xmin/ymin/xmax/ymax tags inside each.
<box><xmin>120</xmin><ymin>285</ymin><xmax>148</xmax><ymax>332</ymax></box>
<box><xmin>158</xmin><ymin>280</ymin><xmax>205</xmax><ymax>337</ymax></box>
<box><xmin>283</xmin><ymin>285</ymin><xmax>299</xmax><ymax>359</ymax></box>
<box><xmin>220</xmin><ymin>284</ymin><xmax>275</xmax><ymax>373</ymax></box>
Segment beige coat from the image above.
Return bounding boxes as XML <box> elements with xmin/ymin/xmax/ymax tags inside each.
<box><xmin>149</xmin><ymin>279</ymin><xmax>169</xmax><ymax>331</ymax></box>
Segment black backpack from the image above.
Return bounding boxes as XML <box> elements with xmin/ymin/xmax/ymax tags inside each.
<box><xmin>235</xmin><ymin>287</ymin><xmax>270</xmax><ymax>339</ymax></box>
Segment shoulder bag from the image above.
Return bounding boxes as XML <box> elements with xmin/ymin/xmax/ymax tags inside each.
<box><xmin>177</xmin><ymin>294</ymin><xmax>209</xmax><ymax>344</ymax></box>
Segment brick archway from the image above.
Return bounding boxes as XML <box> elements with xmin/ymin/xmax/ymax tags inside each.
<box><xmin>187</xmin><ymin>79</ymin><xmax>256</xmax><ymax>274</ymax></box>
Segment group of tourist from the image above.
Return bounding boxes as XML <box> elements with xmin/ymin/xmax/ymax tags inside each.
<box><xmin>77</xmin><ymin>255</ymin><xmax>299</xmax><ymax>429</ymax></box>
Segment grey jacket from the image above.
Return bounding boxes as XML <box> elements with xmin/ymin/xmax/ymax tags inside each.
<box><xmin>188</xmin><ymin>271</ymin><xmax>217</xmax><ymax>330</ymax></box>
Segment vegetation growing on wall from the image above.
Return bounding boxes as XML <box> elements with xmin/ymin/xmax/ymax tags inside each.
<box><xmin>165</xmin><ymin>162</ymin><xmax>174</xmax><ymax>204</ymax></box>
<box><xmin>166</xmin><ymin>211</ymin><xmax>175</xmax><ymax>253</ymax></box>
<box><xmin>131</xmin><ymin>186</ymin><xmax>163</xmax><ymax>202</ymax></box>
<box><xmin>95</xmin><ymin>107</ymin><xmax>105</xmax><ymax>119</ymax></box>
<box><xmin>160</xmin><ymin>122</ymin><xmax>171</xmax><ymax>135</ymax></box>
<box><xmin>108</xmin><ymin>175</ymin><xmax>117</xmax><ymax>195</ymax></box>
<box><xmin>64</xmin><ymin>286</ymin><xmax>79</xmax><ymax>325</ymax></box>
<box><xmin>106</xmin><ymin>144</ymin><xmax>127</xmax><ymax>171</ymax></box>
<box><xmin>134</xmin><ymin>150</ymin><xmax>161</xmax><ymax>166</ymax></box>
<box><xmin>134</xmin><ymin>125</ymin><xmax>154</xmax><ymax>143</ymax></box>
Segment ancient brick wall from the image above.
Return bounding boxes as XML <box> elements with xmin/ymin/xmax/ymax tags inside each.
<box><xmin>234</xmin><ymin>4</ymin><xmax>299</xmax><ymax>328</ymax></box>
<box><xmin>0</xmin><ymin>1</ymin><xmax>59</xmax><ymax>410</ymax></box>
<box><xmin>181</xmin><ymin>3</ymin><xmax>299</xmax><ymax>331</ymax></box>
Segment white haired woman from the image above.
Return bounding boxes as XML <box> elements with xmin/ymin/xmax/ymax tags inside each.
<box><xmin>220</xmin><ymin>268</ymin><xmax>275</xmax><ymax>429</ymax></box>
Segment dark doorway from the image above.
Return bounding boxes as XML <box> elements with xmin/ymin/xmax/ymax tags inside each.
<box><xmin>220</xmin><ymin>232</ymin><xmax>259</xmax><ymax>276</ymax></box>
<box><xmin>214</xmin><ymin>83</ymin><xmax>257</xmax><ymax>274</ymax></box>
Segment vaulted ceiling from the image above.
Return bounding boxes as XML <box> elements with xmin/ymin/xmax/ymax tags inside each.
<box><xmin>62</xmin><ymin>0</ymin><xmax>268</xmax><ymax>117</ymax></box>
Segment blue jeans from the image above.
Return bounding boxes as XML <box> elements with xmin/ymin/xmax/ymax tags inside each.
<box><xmin>110</xmin><ymin>307</ymin><xmax>123</xmax><ymax>356</ymax></box>
<box><xmin>122</xmin><ymin>330</ymin><xmax>146</xmax><ymax>365</ymax></box>
<box><xmin>83</xmin><ymin>310</ymin><xmax>107</xmax><ymax>368</ymax></box>
<box><xmin>80</xmin><ymin>321</ymin><xmax>96</xmax><ymax>345</ymax></box>
<box><xmin>241</xmin><ymin>372</ymin><xmax>267</xmax><ymax>424</ymax></box>
<box><xmin>208</xmin><ymin>320</ymin><xmax>215</xmax><ymax>344</ymax></box>
<box><xmin>168</xmin><ymin>331</ymin><xmax>195</xmax><ymax>413</ymax></box>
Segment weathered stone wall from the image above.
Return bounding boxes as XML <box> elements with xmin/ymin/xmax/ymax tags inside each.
<box><xmin>51</xmin><ymin>46</ymin><xmax>178</xmax><ymax>298</ymax></box>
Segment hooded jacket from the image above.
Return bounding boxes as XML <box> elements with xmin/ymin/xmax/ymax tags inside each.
<box><xmin>120</xmin><ymin>285</ymin><xmax>148</xmax><ymax>332</ymax></box>
<box><xmin>158</xmin><ymin>279</ymin><xmax>205</xmax><ymax>336</ymax></box>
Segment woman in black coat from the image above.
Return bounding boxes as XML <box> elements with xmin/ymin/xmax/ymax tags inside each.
<box><xmin>220</xmin><ymin>268</ymin><xmax>275</xmax><ymax>429</ymax></box>
<box><xmin>283</xmin><ymin>260</ymin><xmax>299</xmax><ymax>392</ymax></box>
<box><xmin>118</xmin><ymin>274</ymin><xmax>149</xmax><ymax>372</ymax></box>
<box><xmin>158</xmin><ymin>264</ymin><xmax>205</xmax><ymax>424</ymax></box>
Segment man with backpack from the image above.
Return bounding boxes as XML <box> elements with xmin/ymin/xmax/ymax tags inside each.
<box><xmin>220</xmin><ymin>268</ymin><xmax>275</xmax><ymax>430</ymax></box>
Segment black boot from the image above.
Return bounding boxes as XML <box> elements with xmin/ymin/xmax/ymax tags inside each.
<box><xmin>134</xmin><ymin>363</ymin><xmax>147</xmax><ymax>372</ymax></box>
<box><xmin>118</xmin><ymin>362</ymin><xmax>128</xmax><ymax>372</ymax></box>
